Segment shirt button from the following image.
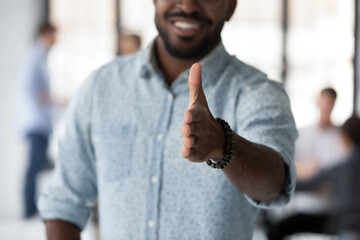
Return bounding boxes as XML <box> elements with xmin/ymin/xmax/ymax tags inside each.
<box><xmin>167</xmin><ymin>94</ymin><xmax>173</xmax><ymax>101</ymax></box>
<box><xmin>148</xmin><ymin>220</ymin><xmax>156</xmax><ymax>228</ymax></box>
<box><xmin>157</xmin><ymin>133</ymin><xmax>163</xmax><ymax>141</ymax></box>
<box><xmin>151</xmin><ymin>176</ymin><xmax>158</xmax><ymax>184</ymax></box>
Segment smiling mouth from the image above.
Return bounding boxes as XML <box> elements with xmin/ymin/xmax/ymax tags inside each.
<box><xmin>170</xmin><ymin>19</ymin><xmax>205</xmax><ymax>38</ymax></box>
<box><xmin>174</xmin><ymin>21</ymin><xmax>200</xmax><ymax>30</ymax></box>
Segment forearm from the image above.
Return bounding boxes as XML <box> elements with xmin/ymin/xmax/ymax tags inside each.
<box><xmin>181</xmin><ymin>63</ymin><xmax>289</xmax><ymax>203</ymax></box>
<box><xmin>223</xmin><ymin>133</ymin><xmax>286</xmax><ymax>203</ymax></box>
<box><xmin>45</xmin><ymin>220</ymin><xmax>81</xmax><ymax>240</ymax></box>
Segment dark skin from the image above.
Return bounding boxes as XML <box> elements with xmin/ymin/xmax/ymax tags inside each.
<box><xmin>181</xmin><ymin>64</ymin><xmax>286</xmax><ymax>202</ymax></box>
<box><xmin>154</xmin><ymin>0</ymin><xmax>236</xmax><ymax>84</ymax></box>
<box><xmin>45</xmin><ymin>220</ymin><xmax>80</xmax><ymax>240</ymax></box>
<box><xmin>156</xmin><ymin>36</ymin><xmax>197</xmax><ymax>85</ymax></box>
<box><xmin>45</xmin><ymin>0</ymin><xmax>287</xmax><ymax>238</ymax></box>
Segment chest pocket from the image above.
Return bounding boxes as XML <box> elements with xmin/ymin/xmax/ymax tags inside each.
<box><xmin>95</xmin><ymin>123</ymin><xmax>138</xmax><ymax>182</ymax></box>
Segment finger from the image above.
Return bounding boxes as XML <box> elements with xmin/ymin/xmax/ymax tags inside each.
<box><xmin>188</xmin><ymin>63</ymin><xmax>207</xmax><ymax>107</ymax></box>
<box><xmin>183</xmin><ymin>148</ymin><xmax>207</xmax><ymax>162</ymax></box>
<box><xmin>181</xmin><ymin>124</ymin><xmax>191</xmax><ymax>137</ymax></box>
<box><xmin>181</xmin><ymin>146</ymin><xmax>199</xmax><ymax>162</ymax></box>
<box><xmin>184</xmin><ymin>108</ymin><xmax>204</xmax><ymax>124</ymax></box>
<box><xmin>182</xmin><ymin>136</ymin><xmax>197</xmax><ymax>148</ymax></box>
<box><xmin>181</xmin><ymin>146</ymin><xmax>191</xmax><ymax>158</ymax></box>
<box><xmin>181</xmin><ymin>123</ymin><xmax>202</xmax><ymax>137</ymax></box>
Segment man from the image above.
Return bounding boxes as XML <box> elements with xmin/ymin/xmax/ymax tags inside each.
<box><xmin>297</xmin><ymin>114</ymin><xmax>360</xmax><ymax>239</ymax></box>
<box><xmin>17</xmin><ymin>22</ymin><xmax>56</xmax><ymax>218</ymax></box>
<box><xmin>39</xmin><ymin>0</ymin><xmax>297</xmax><ymax>239</ymax></box>
<box><xmin>296</xmin><ymin>87</ymin><xmax>346</xmax><ymax>179</ymax></box>
<box><xmin>294</xmin><ymin>88</ymin><xmax>346</xmax><ymax>217</ymax></box>
<box><xmin>268</xmin><ymin>115</ymin><xmax>360</xmax><ymax>240</ymax></box>
<box><xmin>266</xmin><ymin>88</ymin><xmax>347</xmax><ymax>239</ymax></box>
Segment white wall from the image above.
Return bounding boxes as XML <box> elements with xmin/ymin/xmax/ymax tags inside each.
<box><xmin>0</xmin><ymin>0</ymin><xmax>43</xmax><ymax>219</ymax></box>
<box><xmin>0</xmin><ymin>1</ymin><xmax>97</xmax><ymax>238</ymax></box>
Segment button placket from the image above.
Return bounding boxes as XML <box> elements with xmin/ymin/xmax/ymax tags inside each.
<box><xmin>146</xmin><ymin>90</ymin><xmax>175</xmax><ymax>240</ymax></box>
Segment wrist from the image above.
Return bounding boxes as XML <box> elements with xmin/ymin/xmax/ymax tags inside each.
<box><xmin>213</xmin><ymin>121</ymin><xmax>226</xmax><ymax>159</ymax></box>
<box><xmin>206</xmin><ymin>118</ymin><xmax>234</xmax><ymax>169</ymax></box>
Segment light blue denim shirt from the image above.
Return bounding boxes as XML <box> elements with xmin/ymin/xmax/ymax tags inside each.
<box><xmin>38</xmin><ymin>41</ymin><xmax>297</xmax><ymax>240</ymax></box>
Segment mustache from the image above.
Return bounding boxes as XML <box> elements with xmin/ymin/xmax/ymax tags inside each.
<box><xmin>165</xmin><ymin>11</ymin><xmax>212</xmax><ymax>25</ymax></box>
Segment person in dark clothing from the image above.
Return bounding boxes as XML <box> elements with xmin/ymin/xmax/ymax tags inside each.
<box><xmin>267</xmin><ymin>114</ymin><xmax>360</xmax><ymax>240</ymax></box>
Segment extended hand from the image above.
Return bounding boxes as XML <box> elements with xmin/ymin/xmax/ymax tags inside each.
<box><xmin>181</xmin><ymin>63</ymin><xmax>225</xmax><ymax>162</ymax></box>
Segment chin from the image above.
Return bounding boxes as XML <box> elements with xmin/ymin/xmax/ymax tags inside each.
<box><xmin>166</xmin><ymin>36</ymin><xmax>218</xmax><ymax>59</ymax></box>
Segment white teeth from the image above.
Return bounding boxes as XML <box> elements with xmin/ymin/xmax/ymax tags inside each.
<box><xmin>174</xmin><ymin>21</ymin><xmax>199</xmax><ymax>30</ymax></box>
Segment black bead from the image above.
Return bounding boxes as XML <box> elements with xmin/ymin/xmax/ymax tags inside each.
<box><xmin>208</xmin><ymin>117</ymin><xmax>234</xmax><ymax>170</ymax></box>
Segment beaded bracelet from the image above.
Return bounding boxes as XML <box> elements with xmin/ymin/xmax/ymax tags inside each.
<box><xmin>206</xmin><ymin>117</ymin><xmax>234</xmax><ymax>169</ymax></box>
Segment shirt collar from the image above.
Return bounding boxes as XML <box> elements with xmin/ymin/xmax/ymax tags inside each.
<box><xmin>140</xmin><ymin>39</ymin><xmax>232</xmax><ymax>89</ymax></box>
<box><xmin>139</xmin><ymin>39</ymin><xmax>161</xmax><ymax>80</ymax></box>
<box><xmin>197</xmin><ymin>41</ymin><xmax>232</xmax><ymax>88</ymax></box>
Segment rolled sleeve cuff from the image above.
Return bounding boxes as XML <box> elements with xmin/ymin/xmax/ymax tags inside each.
<box><xmin>38</xmin><ymin>193</ymin><xmax>91</xmax><ymax>230</ymax></box>
<box><xmin>245</xmin><ymin>148</ymin><xmax>296</xmax><ymax>209</ymax></box>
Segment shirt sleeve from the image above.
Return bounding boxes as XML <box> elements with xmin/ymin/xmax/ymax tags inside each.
<box><xmin>235</xmin><ymin>74</ymin><xmax>298</xmax><ymax>209</ymax></box>
<box><xmin>38</xmin><ymin>71</ymin><xmax>98</xmax><ymax>230</ymax></box>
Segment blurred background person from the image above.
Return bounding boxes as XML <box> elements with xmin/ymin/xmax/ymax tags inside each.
<box><xmin>265</xmin><ymin>87</ymin><xmax>348</xmax><ymax>239</ymax></box>
<box><xmin>116</xmin><ymin>33</ymin><xmax>141</xmax><ymax>56</ymax></box>
<box><xmin>296</xmin><ymin>87</ymin><xmax>346</xmax><ymax>179</ymax></box>
<box><xmin>268</xmin><ymin>114</ymin><xmax>360</xmax><ymax>240</ymax></box>
<box><xmin>16</xmin><ymin>22</ymin><xmax>57</xmax><ymax>219</ymax></box>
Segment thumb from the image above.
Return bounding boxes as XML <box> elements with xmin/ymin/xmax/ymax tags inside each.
<box><xmin>188</xmin><ymin>63</ymin><xmax>207</xmax><ymax>107</ymax></box>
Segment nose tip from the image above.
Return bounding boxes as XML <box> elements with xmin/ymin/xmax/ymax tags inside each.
<box><xmin>177</xmin><ymin>0</ymin><xmax>202</xmax><ymax>14</ymax></box>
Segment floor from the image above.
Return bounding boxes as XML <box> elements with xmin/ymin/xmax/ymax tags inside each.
<box><xmin>0</xmin><ymin>217</ymin><xmax>96</xmax><ymax>240</ymax></box>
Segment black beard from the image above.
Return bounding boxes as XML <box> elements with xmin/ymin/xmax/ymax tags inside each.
<box><xmin>155</xmin><ymin>13</ymin><xmax>225</xmax><ymax>60</ymax></box>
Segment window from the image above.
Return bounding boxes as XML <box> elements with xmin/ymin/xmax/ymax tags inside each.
<box><xmin>287</xmin><ymin>0</ymin><xmax>354</xmax><ymax>127</ymax></box>
<box><xmin>120</xmin><ymin>0</ymin><xmax>355</xmax><ymax>127</ymax></box>
<box><xmin>49</xmin><ymin>0</ymin><xmax>116</xmax><ymax>97</ymax></box>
